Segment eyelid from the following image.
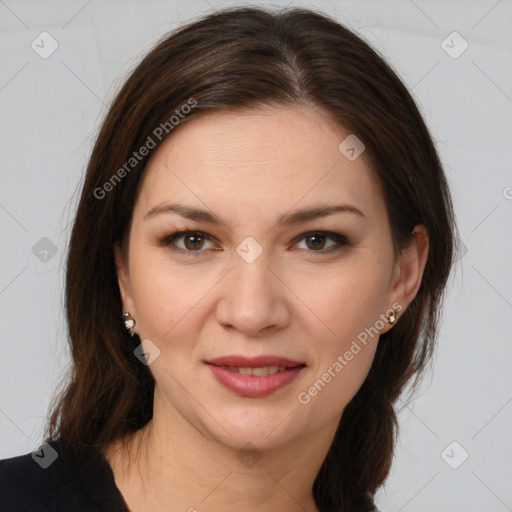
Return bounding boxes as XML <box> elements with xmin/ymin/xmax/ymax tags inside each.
<box><xmin>157</xmin><ymin>229</ymin><xmax>217</xmax><ymax>253</ymax></box>
<box><xmin>158</xmin><ymin>229</ymin><xmax>349</xmax><ymax>256</ymax></box>
<box><xmin>291</xmin><ymin>230</ymin><xmax>348</xmax><ymax>246</ymax></box>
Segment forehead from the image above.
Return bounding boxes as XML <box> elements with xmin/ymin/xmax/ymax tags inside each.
<box><xmin>134</xmin><ymin>106</ymin><xmax>384</xmax><ymax>223</ymax></box>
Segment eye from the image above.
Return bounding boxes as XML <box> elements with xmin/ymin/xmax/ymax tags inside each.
<box><xmin>158</xmin><ymin>229</ymin><xmax>349</xmax><ymax>256</ymax></box>
<box><xmin>293</xmin><ymin>231</ymin><xmax>348</xmax><ymax>254</ymax></box>
<box><xmin>158</xmin><ymin>229</ymin><xmax>217</xmax><ymax>255</ymax></box>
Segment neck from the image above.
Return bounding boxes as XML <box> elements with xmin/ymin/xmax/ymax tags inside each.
<box><xmin>106</xmin><ymin>390</ymin><xmax>340</xmax><ymax>512</ymax></box>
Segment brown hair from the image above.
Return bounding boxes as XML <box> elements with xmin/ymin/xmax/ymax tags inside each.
<box><xmin>45</xmin><ymin>6</ymin><xmax>457</xmax><ymax>511</ymax></box>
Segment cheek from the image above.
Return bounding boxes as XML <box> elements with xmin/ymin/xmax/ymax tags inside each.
<box><xmin>301</xmin><ymin>344</ymin><xmax>377</xmax><ymax>425</ymax></box>
<box><xmin>128</xmin><ymin>247</ymin><xmax>205</xmax><ymax>340</ymax></box>
<box><xmin>305</xmin><ymin>259</ymin><xmax>390</xmax><ymax>342</ymax></box>
<box><xmin>298</xmin><ymin>259</ymin><xmax>389</xmax><ymax>401</ymax></box>
<box><xmin>298</xmin><ymin>277</ymin><xmax>382</xmax><ymax>417</ymax></box>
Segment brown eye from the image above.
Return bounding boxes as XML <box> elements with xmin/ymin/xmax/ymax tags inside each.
<box><xmin>294</xmin><ymin>231</ymin><xmax>348</xmax><ymax>253</ymax></box>
<box><xmin>183</xmin><ymin>234</ymin><xmax>205</xmax><ymax>250</ymax></box>
<box><xmin>305</xmin><ymin>234</ymin><xmax>327</xmax><ymax>250</ymax></box>
<box><xmin>159</xmin><ymin>230</ymin><xmax>215</xmax><ymax>254</ymax></box>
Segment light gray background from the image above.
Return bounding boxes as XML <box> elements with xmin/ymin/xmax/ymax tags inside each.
<box><xmin>1</xmin><ymin>1</ymin><xmax>511</xmax><ymax>511</ymax></box>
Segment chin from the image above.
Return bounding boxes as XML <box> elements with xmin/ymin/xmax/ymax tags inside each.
<box><xmin>199</xmin><ymin>405</ymin><xmax>309</xmax><ymax>452</ymax></box>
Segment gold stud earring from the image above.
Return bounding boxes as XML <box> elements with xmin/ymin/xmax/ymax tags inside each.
<box><xmin>387</xmin><ymin>310</ymin><xmax>396</xmax><ymax>324</ymax></box>
<box><xmin>122</xmin><ymin>312</ymin><xmax>136</xmax><ymax>336</ymax></box>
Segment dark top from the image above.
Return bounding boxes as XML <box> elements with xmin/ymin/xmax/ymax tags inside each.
<box><xmin>0</xmin><ymin>439</ymin><xmax>130</xmax><ymax>511</ymax></box>
<box><xmin>1</xmin><ymin>440</ymin><xmax>381</xmax><ymax>512</ymax></box>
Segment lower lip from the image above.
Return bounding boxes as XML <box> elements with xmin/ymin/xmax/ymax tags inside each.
<box><xmin>206</xmin><ymin>364</ymin><xmax>305</xmax><ymax>398</ymax></box>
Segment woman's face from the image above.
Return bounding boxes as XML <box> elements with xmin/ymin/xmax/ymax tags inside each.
<box><xmin>116</xmin><ymin>105</ymin><xmax>419</xmax><ymax>451</ymax></box>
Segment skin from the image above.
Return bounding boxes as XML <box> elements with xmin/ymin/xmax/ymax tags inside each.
<box><xmin>107</xmin><ymin>105</ymin><xmax>429</xmax><ymax>512</ymax></box>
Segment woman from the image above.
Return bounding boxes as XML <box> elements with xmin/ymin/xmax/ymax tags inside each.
<box><xmin>0</xmin><ymin>6</ymin><xmax>456</xmax><ymax>512</ymax></box>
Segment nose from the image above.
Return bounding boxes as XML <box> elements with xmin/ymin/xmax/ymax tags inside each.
<box><xmin>215</xmin><ymin>251</ymin><xmax>291</xmax><ymax>337</ymax></box>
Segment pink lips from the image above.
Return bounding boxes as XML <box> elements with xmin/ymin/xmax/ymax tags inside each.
<box><xmin>205</xmin><ymin>355</ymin><xmax>306</xmax><ymax>398</ymax></box>
<box><xmin>206</xmin><ymin>355</ymin><xmax>305</xmax><ymax>368</ymax></box>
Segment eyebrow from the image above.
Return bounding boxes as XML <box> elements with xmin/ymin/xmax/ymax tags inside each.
<box><xmin>143</xmin><ymin>202</ymin><xmax>365</xmax><ymax>226</ymax></box>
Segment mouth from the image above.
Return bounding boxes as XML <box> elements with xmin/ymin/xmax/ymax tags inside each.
<box><xmin>209</xmin><ymin>364</ymin><xmax>305</xmax><ymax>376</ymax></box>
<box><xmin>205</xmin><ymin>354</ymin><xmax>306</xmax><ymax>368</ymax></box>
<box><xmin>205</xmin><ymin>355</ymin><xmax>306</xmax><ymax>397</ymax></box>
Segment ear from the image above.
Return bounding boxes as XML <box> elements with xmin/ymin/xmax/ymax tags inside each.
<box><xmin>381</xmin><ymin>224</ymin><xmax>429</xmax><ymax>334</ymax></box>
<box><xmin>114</xmin><ymin>241</ymin><xmax>136</xmax><ymax>318</ymax></box>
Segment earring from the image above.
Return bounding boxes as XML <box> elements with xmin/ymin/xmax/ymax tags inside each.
<box><xmin>387</xmin><ymin>309</ymin><xmax>397</xmax><ymax>324</ymax></box>
<box><xmin>122</xmin><ymin>312</ymin><xmax>136</xmax><ymax>336</ymax></box>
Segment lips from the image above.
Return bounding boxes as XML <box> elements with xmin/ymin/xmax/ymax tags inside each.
<box><xmin>205</xmin><ymin>355</ymin><xmax>306</xmax><ymax>397</ymax></box>
<box><xmin>206</xmin><ymin>355</ymin><xmax>305</xmax><ymax>368</ymax></box>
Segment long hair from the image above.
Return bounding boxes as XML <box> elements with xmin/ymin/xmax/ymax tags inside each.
<box><xmin>45</xmin><ymin>7</ymin><xmax>457</xmax><ymax>511</ymax></box>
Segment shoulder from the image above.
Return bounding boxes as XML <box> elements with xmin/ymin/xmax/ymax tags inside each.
<box><xmin>0</xmin><ymin>442</ymin><xmax>61</xmax><ymax>511</ymax></box>
<box><xmin>0</xmin><ymin>439</ymin><xmax>128</xmax><ymax>512</ymax></box>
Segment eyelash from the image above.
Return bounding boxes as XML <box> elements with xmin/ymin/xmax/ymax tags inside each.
<box><xmin>157</xmin><ymin>227</ymin><xmax>349</xmax><ymax>257</ymax></box>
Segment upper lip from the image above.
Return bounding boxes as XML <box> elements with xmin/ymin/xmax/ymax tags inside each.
<box><xmin>206</xmin><ymin>355</ymin><xmax>306</xmax><ymax>368</ymax></box>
